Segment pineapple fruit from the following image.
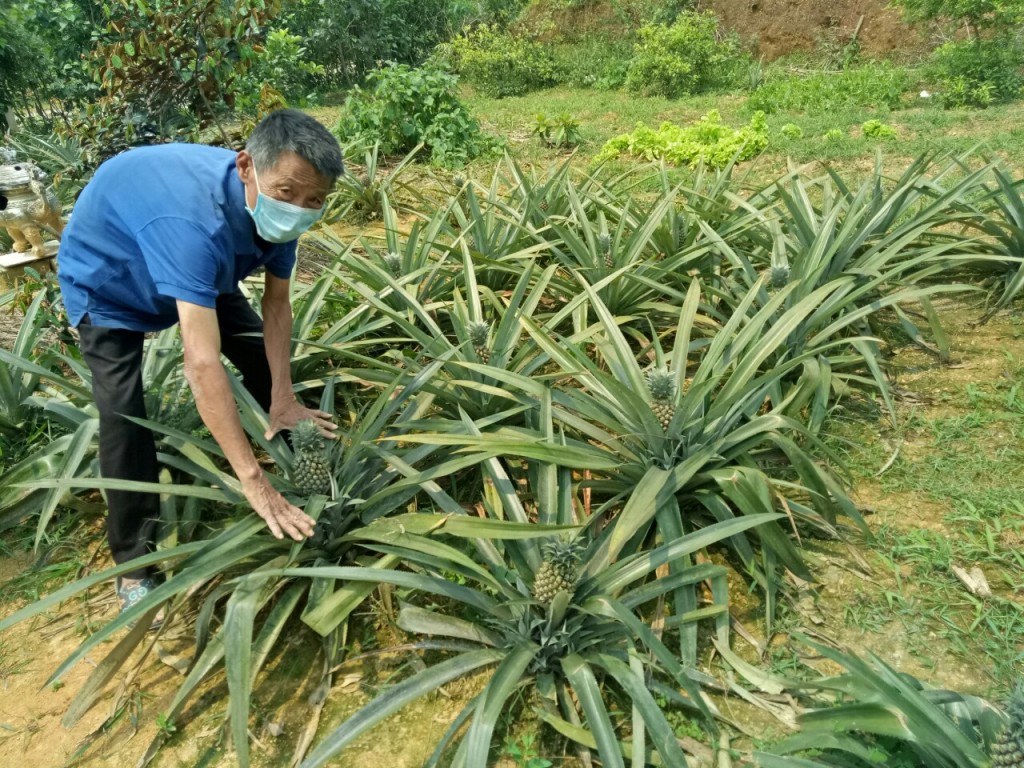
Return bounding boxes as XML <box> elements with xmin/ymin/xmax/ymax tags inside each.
<box><xmin>290</xmin><ymin>419</ymin><xmax>332</xmax><ymax>496</ymax></box>
<box><xmin>647</xmin><ymin>368</ymin><xmax>677</xmax><ymax>431</ymax></box>
<box><xmin>769</xmin><ymin>264</ymin><xmax>790</xmax><ymax>290</ymax></box>
<box><xmin>533</xmin><ymin>538</ymin><xmax>585</xmax><ymax>604</ymax></box>
<box><xmin>468</xmin><ymin>321</ymin><xmax>491</xmax><ymax>364</ymax></box>
<box><xmin>598</xmin><ymin>233</ymin><xmax>613</xmax><ymax>269</ymax></box>
<box><xmin>992</xmin><ymin>685</ymin><xmax>1024</xmax><ymax>767</ymax></box>
<box><xmin>382</xmin><ymin>251</ymin><xmax>402</xmax><ymax>277</ymax></box>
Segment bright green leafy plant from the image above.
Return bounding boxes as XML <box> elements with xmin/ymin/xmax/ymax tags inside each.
<box><xmin>596</xmin><ymin>110</ymin><xmax>768</xmax><ymax>168</ymax></box>
<box><xmin>861</xmin><ymin>119</ymin><xmax>897</xmax><ymax>138</ymax></box>
<box><xmin>780</xmin><ymin>123</ymin><xmax>803</xmax><ymax>139</ymax></box>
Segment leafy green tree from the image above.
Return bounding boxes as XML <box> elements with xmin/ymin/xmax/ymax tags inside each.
<box><xmin>49</xmin><ymin>0</ymin><xmax>283</xmax><ymax>163</ymax></box>
<box><xmin>0</xmin><ymin>13</ymin><xmax>41</xmax><ymax>118</ymax></box>
<box><xmin>2</xmin><ymin>0</ymin><xmax>102</xmax><ymax>124</ymax></box>
<box><xmin>279</xmin><ymin>0</ymin><xmax>467</xmax><ymax>91</ymax></box>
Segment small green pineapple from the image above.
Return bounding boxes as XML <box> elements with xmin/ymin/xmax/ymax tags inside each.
<box><xmin>382</xmin><ymin>251</ymin><xmax>402</xmax><ymax>277</ymax></box>
<box><xmin>291</xmin><ymin>419</ymin><xmax>332</xmax><ymax>496</ymax></box>
<box><xmin>647</xmin><ymin>368</ymin><xmax>677</xmax><ymax>431</ymax></box>
<box><xmin>992</xmin><ymin>685</ymin><xmax>1024</xmax><ymax>767</ymax></box>
<box><xmin>468</xmin><ymin>321</ymin><xmax>491</xmax><ymax>364</ymax></box>
<box><xmin>769</xmin><ymin>264</ymin><xmax>790</xmax><ymax>290</ymax></box>
<box><xmin>164</xmin><ymin>398</ymin><xmax>203</xmax><ymax>435</ymax></box>
<box><xmin>598</xmin><ymin>233</ymin><xmax>613</xmax><ymax>269</ymax></box>
<box><xmin>533</xmin><ymin>538</ymin><xmax>585</xmax><ymax>604</ymax></box>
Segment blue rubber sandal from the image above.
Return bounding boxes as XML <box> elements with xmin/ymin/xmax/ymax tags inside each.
<box><xmin>115</xmin><ymin>576</ymin><xmax>165</xmax><ymax>630</ymax></box>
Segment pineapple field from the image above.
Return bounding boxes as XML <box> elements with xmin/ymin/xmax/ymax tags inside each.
<box><xmin>3</xmin><ymin>142</ymin><xmax>1024</xmax><ymax>767</ymax></box>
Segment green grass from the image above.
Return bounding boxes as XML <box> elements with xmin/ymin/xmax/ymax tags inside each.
<box><xmin>306</xmin><ymin>69</ymin><xmax>1024</xmax><ymax>200</ymax></box>
<box><xmin>823</xmin><ymin>364</ymin><xmax>1024</xmax><ymax>692</ymax></box>
<box><xmin>463</xmin><ymin>84</ymin><xmax>1024</xmax><ymax>183</ymax></box>
<box><xmin>0</xmin><ymin>517</ymin><xmax>94</xmax><ymax>608</ymax></box>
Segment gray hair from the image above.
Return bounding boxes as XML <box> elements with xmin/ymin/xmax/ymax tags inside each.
<box><xmin>246</xmin><ymin>108</ymin><xmax>344</xmax><ymax>181</ymax></box>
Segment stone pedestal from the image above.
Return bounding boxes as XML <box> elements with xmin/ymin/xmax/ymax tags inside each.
<box><xmin>0</xmin><ymin>241</ymin><xmax>59</xmax><ymax>289</ymax></box>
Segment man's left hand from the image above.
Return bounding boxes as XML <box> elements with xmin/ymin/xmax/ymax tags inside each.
<box><xmin>266</xmin><ymin>397</ymin><xmax>338</xmax><ymax>440</ymax></box>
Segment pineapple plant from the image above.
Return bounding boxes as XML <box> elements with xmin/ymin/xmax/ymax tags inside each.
<box><xmin>468</xmin><ymin>321</ymin><xmax>491</xmax><ymax>364</ymax></box>
<box><xmin>598</xmin><ymin>232</ymin><xmax>613</xmax><ymax>269</ymax></box>
<box><xmin>290</xmin><ymin>419</ymin><xmax>332</xmax><ymax>497</ymax></box>
<box><xmin>993</xmin><ymin>685</ymin><xmax>1024</xmax><ymax>767</ymax></box>
<box><xmin>647</xmin><ymin>367</ymin><xmax>677</xmax><ymax>431</ymax></box>
<box><xmin>532</xmin><ymin>537</ymin><xmax>585</xmax><ymax>604</ymax></box>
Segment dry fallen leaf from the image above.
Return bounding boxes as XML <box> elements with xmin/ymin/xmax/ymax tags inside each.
<box><xmin>952</xmin><ymin>565</ymin><xmax>992</xmax><ymax>599</ymax></box>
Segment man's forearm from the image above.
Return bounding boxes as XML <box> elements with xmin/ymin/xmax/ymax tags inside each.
<box><xmin>262</xmin><ymin>294</ymin><xmax>295</xmax><ymax>404</ymax></box>
<box><xmin>185</xmin><ymin>357</ymin><xmax>262</xmax><ymax>482</ymax></box>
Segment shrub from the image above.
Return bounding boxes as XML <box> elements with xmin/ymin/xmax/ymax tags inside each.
<box><xmin>549</xmin><ymin>38</ymin><xmax>632</xmax><ymax>90</ymax></box>
<box><xmin>862</xmin><ymin>119</ymin><xmax>896</xmax><ymax>138</ymax></box>
<box><xmin>928</xmin><ymin>39</ymin><xmax>1024</xmax><ymax>108</ymax></box>
<box><xmin>596</xmin><ymin>109</ymin><xmax>768</xmax><ymax>168</ymax></box>
<box><xmin>335</xmin><ymin>63</ymin><xmax>500</xmax><ymax>167</ymax></box>
<box><xmin>748</xmin><ymin>62</ymin><xmax>911</xmax><ymax>113</ymax></box>
<box><xmin>625</xmin><ymin>11</ymin><xmax>742</xmax><ymax>98</ymax></box>
<box><xmin>443</xmin><ymin>24</ymin><xmax>555</xmax><ymax>98</ymax></box>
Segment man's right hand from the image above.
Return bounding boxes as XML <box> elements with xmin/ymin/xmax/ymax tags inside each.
<box><xmin>242</xmin><ymin>472</ymin><xmax>316</xmax><ymax>541</ymax></box>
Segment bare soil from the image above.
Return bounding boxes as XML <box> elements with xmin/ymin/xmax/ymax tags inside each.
<box><xmin>520</xmin><ymin>0</ymin><xmax>931</xmax><ymax>62</ymax></box>
<box><xmin>707</xmin><ymin>0</ymin><xmax>931</xmax><ymax>61</ymax></box>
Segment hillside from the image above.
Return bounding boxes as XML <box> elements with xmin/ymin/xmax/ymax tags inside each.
<box><xmin>709</xmin><ymin>0</ymin><xmax>929</xmax><ymax>60</ymax></box>
<box><xmin>522</xmin><ymin>0</ymin><xmax>930</xmax><ymax>61</ymax></box>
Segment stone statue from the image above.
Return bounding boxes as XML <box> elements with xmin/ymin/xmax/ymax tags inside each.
<box><xmin>0</xmin><ymin>147</ymin><xmax>64</xmax><ymax>258</ymax></box>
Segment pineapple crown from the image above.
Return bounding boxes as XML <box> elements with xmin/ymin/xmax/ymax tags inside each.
<box><xmin>646</xmin><ymin>367</ymin><xmax>677</xmax><ymax>401</ymax></box>
<box><xmin>292</xmin><ymin>419</ymin><xmax>325</xmax><ymax>452</ymax></box>
<box><xmin>382</xmin><ymin>251</ymin><xmax>402</xmax><ymax>276</ymax></box>
<box><xmin>1005</xmin><ymin>683</ymin><xmax>1024</xmax><ymax>732</ymax></box>
<box><xmin>597</xmin><ymin>232</ymin><xmax>612</xmax><ymax>254</ymax></box>
<box><xmin>539</xmin><ymin>537</ymin><xmax>586</xmax><ymax>568</ymax></box>
<box><xmin>769</xmin><ymin>263</ymin><xmax>791</xmax><ymax>289</ymax></box>
<box><xmin>468</xmin><ymin>320</ymin><xmax>490</xmax><ymax>346</ymax></box>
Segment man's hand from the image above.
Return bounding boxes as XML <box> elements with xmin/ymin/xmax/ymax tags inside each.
<box><xmin>242</xmin><ymin>472</ymin><xmax>316</xmax><ymax>540</ymax></box>
<box><xmin>265</xmin><ymin>397</ymin><xmax>337</xmax><ymax>440</ymax></box>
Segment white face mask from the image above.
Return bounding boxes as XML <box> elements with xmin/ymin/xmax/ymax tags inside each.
<box><xmin>245</xmin><ymin>166</ymin><xmax>325</xmax><ymax>244</ymax></box>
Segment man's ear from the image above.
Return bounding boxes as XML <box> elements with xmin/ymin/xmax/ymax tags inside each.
<box><xmin>236</xmin><ymin>149</ymin><xmax>253</xmax><ymax>183</ymax></box>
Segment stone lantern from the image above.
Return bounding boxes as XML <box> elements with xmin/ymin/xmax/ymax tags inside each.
<box><xmin>0</xmin><ymin>146</ymin><xmax>64</xmax><ymax>287</ymax></box>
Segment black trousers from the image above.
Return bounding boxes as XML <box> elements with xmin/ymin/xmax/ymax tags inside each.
<box><xmin>78</xmin><ymin>291</ymin><xmax>272</xmax><ymax>579</ymax></box>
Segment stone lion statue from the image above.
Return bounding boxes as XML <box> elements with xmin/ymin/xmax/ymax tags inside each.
<box><xmin>0</xmin><ymin>147</ymin><xmax>63</xmax><ymax>258</ymax></box>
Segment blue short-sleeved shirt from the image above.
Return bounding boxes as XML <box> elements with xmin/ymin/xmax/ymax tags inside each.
<box><xmin>57</xmin><ymin>143</ymin><xmax>297</xmax><ymax>332</ymax></box>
